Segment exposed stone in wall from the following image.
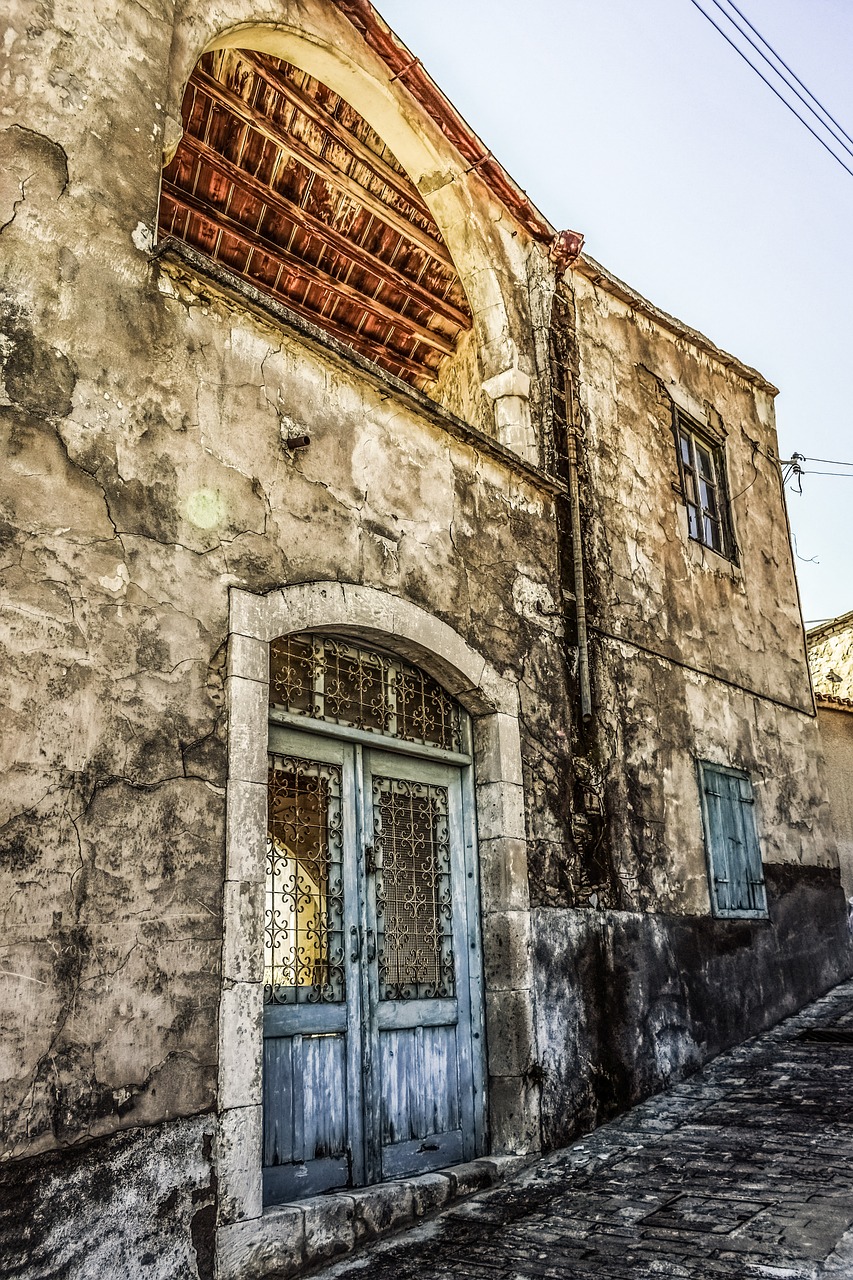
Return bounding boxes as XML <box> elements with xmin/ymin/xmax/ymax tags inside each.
<box><xmin>0</xmin><ymin>1115</ymin><xmax>216</xmax><ymax>1280</ymax></box>
<box><xmin>808</xmin><ymin>615</ymin><xmax>853</xmax><ymax>699</ymax></box>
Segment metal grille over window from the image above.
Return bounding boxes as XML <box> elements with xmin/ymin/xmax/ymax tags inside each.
<box><xmin>265</xmin><ymin>756</ymin><xmax>345</xmax><ymax>1004</ymax></box>
<box><xmin>372</xmin><ymin>777</ymin><xmax>455</xmax><ymax>1000</ymax></box>
<box><xmin>270</xmin><ymin>634</ymin><xmax>461</xmax><ymax>752</ymax></box>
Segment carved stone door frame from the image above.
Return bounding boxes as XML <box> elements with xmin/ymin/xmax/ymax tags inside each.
<box><xmin>217</xmin><ymin>583</ymin><xmax>540</xmax><ymax>1270</ymax></box>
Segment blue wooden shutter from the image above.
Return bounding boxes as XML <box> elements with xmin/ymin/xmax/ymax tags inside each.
<box><xmin>702</xmin><ymin>769</ymin><xmax>731</xmax><ymax>914</ymax></box>
<box><xmin>701</xmin><ymin>764</ymin><xmax>767</xmax><ymax>918</ymax></box>
<box><xmin>733</xmin><ymin>773</ymin><xmax>766</xmax><ymax>914</ymax></box>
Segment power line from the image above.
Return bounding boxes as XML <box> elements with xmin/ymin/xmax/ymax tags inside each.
<box><xmin>779</xmin><ymin>455</ymin><xmax>853</xmax><ymax>469</ymax></box>
<box><xmin>801</xmin><ymin>455</ymin><xmax>853</xmax><ymax>469</ymax></box>
<box><xmin>685</xmin><ymin>0</ymin><xmax>853</xmax><ymax>181</ymax></box>
<box><xmin>720</xmin><ymin>0</ymin><xmax>853</xmax><ymax>155</ymax></box>
<box><xmin>706</xmin><ymin>0</ymin><xmax>853</xmax><ymax>163</ymax></box>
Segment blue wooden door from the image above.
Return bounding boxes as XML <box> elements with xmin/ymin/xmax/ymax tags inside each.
<box><xmin>263</xmin><ymin>728</ymin><xmax>365</xmax><ymax>1203</ymax></box>
<box><xmin>263</xmin><ymin>727</ymin><xmax>482</xmax><ymax>1202</ymax></box>
<box><xmin>363</xmin><ymin>749</ymin><xmax>479</xmax><ymax>1180</ymax></box>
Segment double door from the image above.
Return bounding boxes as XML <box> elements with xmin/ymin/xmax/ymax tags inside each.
<box><xmin>263</xmin><ymin>724</ymin><xmax>483</xmax><ymax>1203</ymax></box>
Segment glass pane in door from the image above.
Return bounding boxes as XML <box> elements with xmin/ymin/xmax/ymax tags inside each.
<box><xmin>371</xmin><ymin>776</ymin><xmax>455</xmax><ymax>1000</ymax></box>
<box><xmin>265</xmin><ymin>756</ymin><xmax>345</xmax><ymax>1005</ymax></box>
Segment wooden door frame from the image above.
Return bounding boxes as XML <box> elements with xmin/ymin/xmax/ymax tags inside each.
<box><xmin>217</xmin><ymin>582</ymin><xmax>540</xmax><ymax>1253</ymax></box>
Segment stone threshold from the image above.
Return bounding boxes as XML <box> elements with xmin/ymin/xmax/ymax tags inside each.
<box><xmin>218</xmin><ymin>1156</ymin><xmax>528</xmax><ymax>1279</ymax></box>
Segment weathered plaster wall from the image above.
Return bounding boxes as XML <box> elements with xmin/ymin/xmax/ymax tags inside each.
<box><xmin>0</xmin><ymin>232</ymin><xmax>563</xmax><ymax>1108</ymax></box>
<box><xmin>815</xmin><ymin>708</ymin><xmax>853</xmax><ymax>899</ymax></box>
<box><xmin>561</xmin><ymin>269</ymin><xmax>832</xmax><ymax>913</ymax></box>
<box><xmin>0</xmin><ymin>1114</ymin><xmax>217</xmax><ymax>1280</ymax></box>
<box><xmin>532</xmin><ymin>863</ymin><xmax>852</xmax><ymax>1149</ymax></box>
<box><xmin>0</xmin><ymin>3</ymin><xmax>565</xmax><ymax>1269</ymax></box>
<box><xmin>525</xmin><ymin>273</ymin><xmax>852</xmax><ymax>1152</ymax></box>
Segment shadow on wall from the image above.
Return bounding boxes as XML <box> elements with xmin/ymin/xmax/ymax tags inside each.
<box><xmin>532</xmin><ymin>863</ymin><xmax>853</xmax><ymax>1150</ymax></box>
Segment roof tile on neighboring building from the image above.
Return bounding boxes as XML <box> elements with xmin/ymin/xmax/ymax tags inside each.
<box><xmin>816</xmin><ymin>694</ymin><xmax>853</xmax><ymax>713</ymax></box>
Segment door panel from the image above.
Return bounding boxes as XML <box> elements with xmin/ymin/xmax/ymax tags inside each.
<box><xmin>379</xmin><ymin>1025</ymin><xmax>460</xmax><ymax>1142</ymax></box>
<box><xmin>263</xmin><ymin>729</ymin><xmax>364</xmax><ymax>1203</ymax></box>
<box><xmin>262</xmin><ymin>1032</ymin><xmax>350</xmax><ymax>1200</ymax></box>
<box><xmin>263</xmin><ymin>727</ymin><xmax>481</xmax><ymax>1203</ymax></box>
<box><xmin>364</xmin><ymin>749</ymin><xmax>476</xmax><ymax>1181</ymax></box>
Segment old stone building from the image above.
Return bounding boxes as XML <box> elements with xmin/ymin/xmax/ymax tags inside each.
<box><xmin>807</xmin><ymin>613</ymin><xmax>853</xmax><ymax>899</ymax></box>
<box><xmin>1</xmin><ymin>1</ymin><xmax>850</xmax><ymax>1276</ymax></box>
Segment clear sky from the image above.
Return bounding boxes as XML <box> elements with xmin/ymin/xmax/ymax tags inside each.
<box><xmin>375</xmin><ymin>0</ymin><xmax>853</xmax><ymax>626</ymax></box>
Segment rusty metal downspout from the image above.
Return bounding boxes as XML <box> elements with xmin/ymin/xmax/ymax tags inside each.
<box><xmin>563</xmin><ymin>370</ymin><xmax>593</xmax><ymax>724</ymax></box>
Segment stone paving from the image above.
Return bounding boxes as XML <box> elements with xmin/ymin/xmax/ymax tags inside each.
<box><xmin>314</xmin><ymin>979</ymin><xmax>853</xmax><ymax>1279</ymax></box>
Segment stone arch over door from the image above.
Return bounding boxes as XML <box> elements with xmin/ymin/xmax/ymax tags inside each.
<box><xmin>163</xmin><ymin>0</ymin><xmax>537</xmax><ymax>457</ymax></box>
<box><xmin>219</xmin><ymin>582</ymin><xmax>540</xmax><ymax>1235</ymax></box>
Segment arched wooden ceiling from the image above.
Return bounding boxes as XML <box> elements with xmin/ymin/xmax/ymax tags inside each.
<box><xmin>158</xmin><ymin>49</ymin><xmax>473</xmax><ymax>388</ymax></box>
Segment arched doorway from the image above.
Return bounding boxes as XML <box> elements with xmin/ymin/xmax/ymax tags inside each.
<box><xmin>262</xmin><ymin>632</ymin><xmax>485</xmax><ymax>1204</ymax></box>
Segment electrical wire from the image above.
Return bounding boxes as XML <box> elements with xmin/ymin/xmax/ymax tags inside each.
<box><xmin>800</xmin><ymin>455</ymin><xmax>853</xmax><ymax>469</ymax></box>
<box><xmin>685</xmin><ymin>0</ymin><xmax>853</xmax><ymax>180</ymax></box>
<box><xmin>799</xmin><ymin>470</ymin><xmax>853</xmax><ymax>479</ymax></box>
<box><xmin>720</xmin><ymin>0</ymin><xmax>853</xmax><ymax>155</ymax></box>
<box><xmin>705</xmin><ymin>0</ymin><xmax>853</xmax><ymax>163</ymax></box>
<box><xmin>778</xmin><ymin>455</ymin><xmax>853</xmax><ymax>471</ymax></box>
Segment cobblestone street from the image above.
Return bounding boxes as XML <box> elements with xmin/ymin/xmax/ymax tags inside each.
<box><xmin>315</xmin><ymin>980</ymin><xmax>853</xmax><ymax>1280</ymax></box>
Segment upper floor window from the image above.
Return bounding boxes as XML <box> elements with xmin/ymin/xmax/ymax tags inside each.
<box><xmin>674</xmin><ymin>408</ymin><xmax>734</xmax><ymax>560</ymax></box>
<box><xmin>698</xmin><ymin>762</ymin><xmax>767</xmax><ymax>919</ymax></box>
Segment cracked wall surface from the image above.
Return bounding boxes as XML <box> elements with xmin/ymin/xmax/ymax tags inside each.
<box><xmin>2</xmin><ymin>0</ymin><xmax>851</xmax><ymax>1273</ymax></box>
<box><xmin>527</xmin><ymin>275</ymin><xmax>853</xmax><ymax>1148</ymax></box>
<box><xmin>549</xmin><ymin>272</ymin><xmax>835</xmax><ymax>914</ymax></box>
<box><xmin>0</xmin><ymin>3</ymin><xmax>564</xmax><ymax>1267</ymax></box>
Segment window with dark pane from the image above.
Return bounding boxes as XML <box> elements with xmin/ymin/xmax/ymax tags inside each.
<box><xmin>265</xmin><ymin>756</ymin><xmax>345</xmax><ymax>1004</ymax></box>
<box><xmin>674</xmin><ymin>408</ymin><xmax>733</xmax><ymax>559</ymax></box>
<box><xmin>269</xmin><ymin>634</ymin><xmax>461</xmax><ymax>752</ymax></box>
<box><xmin>371</xmin><ymin>775</ymin><xmax>455</xmax><ymax>1000</ymax></box>
<box><xmin>698</xmin><ymin>761</ymin><xmax>767</xmax><ymax>919</ymax></box>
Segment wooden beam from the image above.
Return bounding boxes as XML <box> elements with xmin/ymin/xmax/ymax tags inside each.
<box><xmin>192</xmin><ymin>68</ymin><xmax>455</xmax><ymax>271</ymax></box>
<box><xmin>306</xmin><ymin>315</ymin><xmax>438</xmax><ymax>385</ymax></box>
<box><xmin>162</xmin><ymin>182</ymin><xmax>455</xmax><ymax>358</ymax></box>
<box><xmin>233</xmin><ymin>50</ymin><xmax>432</xmax><ymax>221</ymax></box>
<box><xmin>179</xmin><ymin>131</ymin><xmax>471</xmax><ymax>331</ymax></box>
<box><xmin>161</xmin><ymin>198</ymin><xmax>434</xmax><ymax>384</ymax></box>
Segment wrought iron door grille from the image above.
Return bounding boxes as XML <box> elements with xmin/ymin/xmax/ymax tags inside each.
<box><xmin>270</xmin><ymin>634</ymin><xmax>461</xmax><ymax>752</ymax></box>
<box><xmin>372</xmin><ymin>776</ymin><xmax>455</xmax><ymax>1000</ymax></box>
<box><xmin>265</xmin><ymin>756</ymin><xmax>345</xmax><ymax>1004</ymax></box>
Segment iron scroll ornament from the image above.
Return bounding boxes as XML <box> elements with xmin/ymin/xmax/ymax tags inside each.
<box><xmin>372</xmin><ymin>775</ymin><xmax>456</xmax><ymax>1001</ymax></box>
<box><xmin>264</xmin><ymin>756</ymin><xmax>346</xmax><ymax>1005</ymax></box>
<box><xmin>270</xmin><ymin>634</ymin><xmax>461</xmax><ymax>753</ymax></box>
